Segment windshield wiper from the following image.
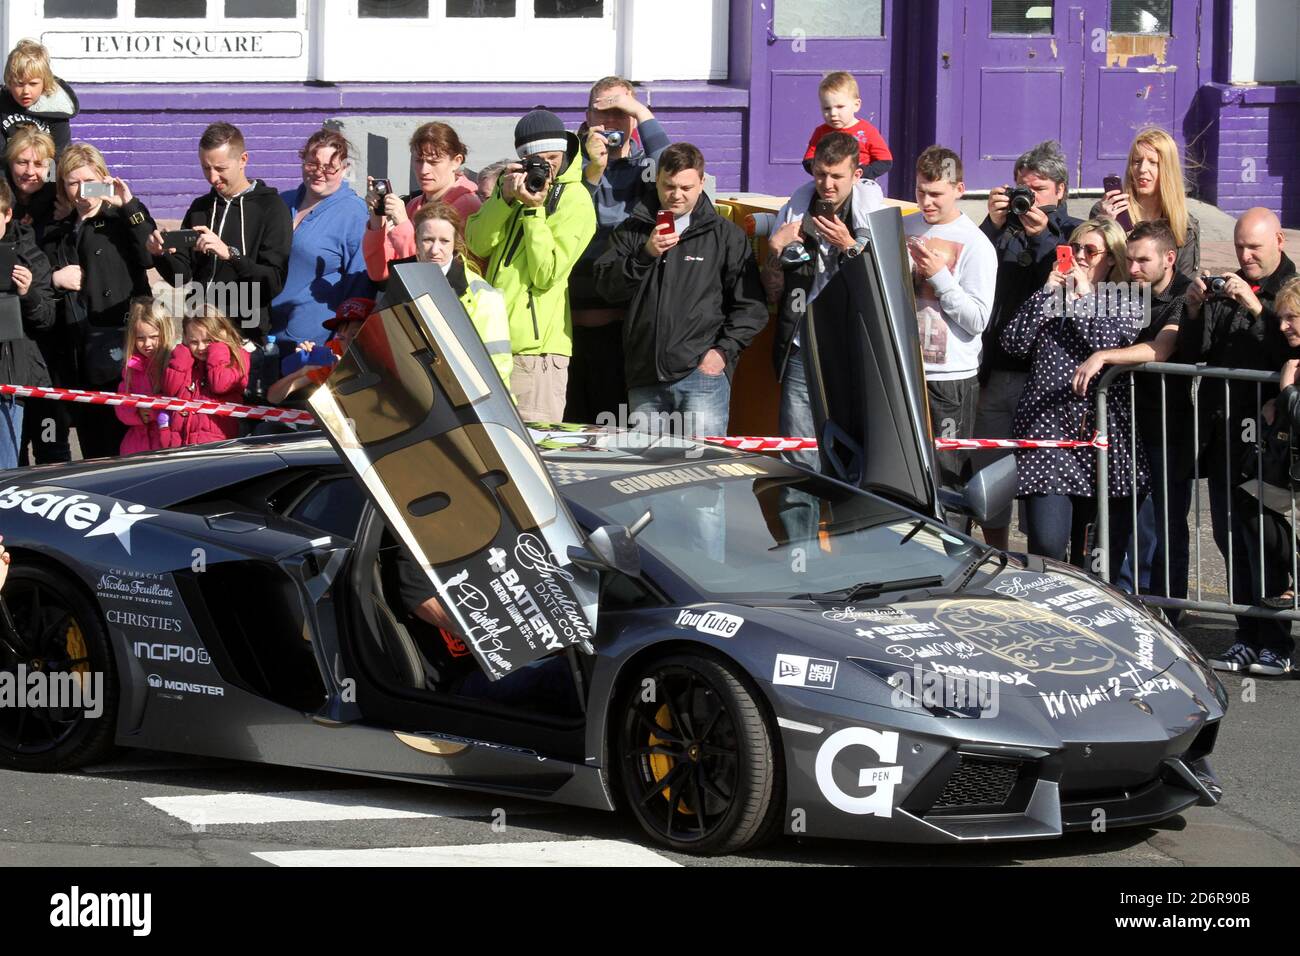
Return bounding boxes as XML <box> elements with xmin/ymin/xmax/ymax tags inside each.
<box><xmin>942</xmin><ymin>544</ymin><xmax>1007</xmax><ymax>593</ymax></box>
<box><xmin>796</xmin><ymin>575</ymin><xmax>945</xmax><ymax>604</ymax></box>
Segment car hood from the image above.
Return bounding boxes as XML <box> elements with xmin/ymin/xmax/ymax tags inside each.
<box><xmin>751</xmin><ymin>566</ymin><xmax>1219</xmax><ymax>701</ymax></box>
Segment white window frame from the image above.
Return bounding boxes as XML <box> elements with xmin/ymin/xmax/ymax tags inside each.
<box><xmin>4</xmin><ymin>0</ymin><xmax>727</xmax><ymax>84</ymax></box>
<box><xmin>7</xmin><ymin>0</ymin><xmax>311</xmax><ymax>83</ymax></box>
<box><xmin>316</xmin><ymin>1</ymin><xmax>616</xmax><ymax>82</ymax></box>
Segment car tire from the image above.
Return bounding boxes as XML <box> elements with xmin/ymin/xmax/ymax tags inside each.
<box><xmin>0</xmin><ymin>563</ymin><xmax>119</xmax><ymax>772</ymax></box>
<box><xmin>616</xmin><ymin>652</ymin><xmax>783</xmax><ymax>856</ymax></box>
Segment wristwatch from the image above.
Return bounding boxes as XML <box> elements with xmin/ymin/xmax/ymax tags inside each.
<box><xmin>227</xmin><ymin>246</ymin><xmax>243</xmax><ymax>264</ymax></box>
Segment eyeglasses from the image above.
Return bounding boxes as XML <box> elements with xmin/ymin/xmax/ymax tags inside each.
<box><xmin>302</xmin><ymin>161</ymin><xmax>343</xmax><ymax>175</ymax></box>
<box><xmin>1070</xmin><ymin>243</ymin><xmax>1106</xmax><ymax>262</ymax></box>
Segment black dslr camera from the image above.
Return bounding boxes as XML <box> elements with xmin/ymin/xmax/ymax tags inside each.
<box><xmin>520</xmin><ymin>156</ymin><xmax>552</xmax><ymax>195</ymax></box>
<box><xmin>1005</xmin><ymin>185</ymin><xmax>1035</xmax><ymax>218</ymax></box>
<box><xmin>1203</xmin><ymin>274</ymin><xmax>1230</xmax><ymax>297</ymax></box>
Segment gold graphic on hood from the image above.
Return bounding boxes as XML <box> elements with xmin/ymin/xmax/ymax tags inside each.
<box><xmin>931</xmin><ymin>600</ymin><xmax>1121</xmax><ymax>677</ymax></box>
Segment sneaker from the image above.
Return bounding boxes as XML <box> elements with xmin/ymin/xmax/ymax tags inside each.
<box><xmin>1249</xmin><ymin>648</ymin><xmax>1294</xmax><ymax>676</ymax></box>
<box><xmin>1210</xmin><ymin>642</ymin><xmax>1259</xmax><ymax>672</ymax></box>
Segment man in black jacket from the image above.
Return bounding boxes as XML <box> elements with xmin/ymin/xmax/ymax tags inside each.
<box><xmin>594</xmin><ymin>143</ymin><xmax>766</xmax><ymax>440</ymax></box>
<box><xmin>1179</xmin><ymin>207</ymin><xmax>1295</xmax><ymax>675</ymax></box>
<box><xmin>148</xmin><ymin>122</ymin><xmax>291</xmax><ymax>337</ymax></box>
<box><xmin>0</xmin><ymin>177</ymin><xmax>54</xmax><ymax>468</ymax></box>
<box><xmin>976</xmin><ymin>140</ymin><xmax>1081</xmax><ymax>548</ymax></box>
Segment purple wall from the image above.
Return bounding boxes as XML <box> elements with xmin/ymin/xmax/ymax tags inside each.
<box><xmin>76</xmin><ymin>83</ymin><xmax>748</xmax><ymax>221</ymax></box>
<box><xmin>1196</xmin><ymin>82</ymin><xmax>1300</xmax><ymax>225</ymax></box>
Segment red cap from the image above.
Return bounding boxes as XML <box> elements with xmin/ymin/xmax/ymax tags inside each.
<box><xmin>323</xmin><ymin>297</ymin><xmax>375</xmax><ymax>331</ymax></box>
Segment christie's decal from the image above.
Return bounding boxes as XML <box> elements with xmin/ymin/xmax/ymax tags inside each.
<box><xmin>0</xmin><ymin>486</ymin><xmax>156</xmax><ymax>554</ymax></box>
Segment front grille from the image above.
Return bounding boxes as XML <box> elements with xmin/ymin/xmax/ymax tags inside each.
<box><xmin>931</xmin><ymin>754</ymin><xmax>1023</xmax><ymax>811</ymax></box>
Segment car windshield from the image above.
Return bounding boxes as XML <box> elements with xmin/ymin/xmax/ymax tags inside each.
<box><xmin>568</xmin><ymin>458</ymin><xmax>974</xmax><ymax>601</ymax></box>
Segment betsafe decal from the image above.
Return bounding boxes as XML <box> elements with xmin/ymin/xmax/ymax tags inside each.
<box><xmin>0</xmin><ymin>486</ymin><xmax>156</xmax><ymax>554</ymax></box>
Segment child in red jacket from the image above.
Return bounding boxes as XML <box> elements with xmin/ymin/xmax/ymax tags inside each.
<box><xmin>116</xmin><ymin>297</ymin><xmax>181</xmax><ymax>455</ymax></box>
<box><xmin>802</xmin><ymin>71</ymin><xmax>892</xmax><ymax>180</ymax></box>
<box><xmin>165</xmin><ymin>304</ymin><xmax>249</xmax><ymax>446</ymax></box>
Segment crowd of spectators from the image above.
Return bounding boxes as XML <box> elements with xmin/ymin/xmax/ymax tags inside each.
<box><xmin>1</xmin><ymin>39</ymin><xmax>1297</xmax><ymax>671</ymax></box>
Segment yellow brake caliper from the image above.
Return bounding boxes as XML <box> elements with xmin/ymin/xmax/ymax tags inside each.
<box><xmin>648</xmin><ymin>704</ymin><xmax>693</xmax><ymax>814</ymax></box>
<box><xmin>65</xmin><ymin>620</ymin><xmax>91</xmax><ymax>691</ymax></box>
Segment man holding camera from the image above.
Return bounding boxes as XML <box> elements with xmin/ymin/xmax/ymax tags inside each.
<box><xmin>762</xmin><ymin>131</ymin><xmax>885</xmax><ymax>469</ymax></box>
<box><xmin>906</xmin><ymin>146</ymin><xmax>997</xmax><ymax>491</ymax></box>
<box><xmin>1179</xmin><ymin>207</ymin><xmax>1295</xmax><ymax>674</ymax></box>
<box><xmin>974</xmin><ymin>142</ymin><xmax>1081</xmax><ymax>546</ymax></box>
<box><xmin>566</xmin><ymin>77</ymin><xmax>670</xmax><ymax>425</ymax></box>
<box><xmin>148</xmin><ymin>122</ymin><xmax>291</xmax><ymax>335</ymax></box>
<box><xmin>465</xmin><ymin>109</ymin><xmax>595</xmax><ymax>424</ymax></box>
<box><xmin>593</xmin><ymin>143</ymin><xmax>766</xmax><ymax>439</ymax></box>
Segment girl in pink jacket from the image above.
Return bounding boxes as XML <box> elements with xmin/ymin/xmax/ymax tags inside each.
<box><xmin>362</xmin><ymin>122</ymin><xmax>482</xmax><ymax>283</ymax></box>
<box><xmin>116</xmin><ymin>298</ymin><xmax>181</xmax><ymax>455</ymax></box>
<box><xmin>165</xmin><ymin>305</ymin><xmax>250</xmax><ymax>446</ymax></box>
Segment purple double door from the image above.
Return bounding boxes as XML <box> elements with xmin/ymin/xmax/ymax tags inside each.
<box><xmin>960</xmin><ymin>0</ymin><xmax>1207</xmax><ymax>191</ymax></box>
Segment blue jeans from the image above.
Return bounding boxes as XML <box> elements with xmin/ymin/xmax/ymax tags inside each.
<box><xmin>628</xmin><ymin>366</ymin><xmax>731</xmax><ymax>439</ymax></box>
<box><xmin>0</xmin><ymin>399</ymin><xmax>24</xmax><ymax>471</ymax></box>
<box><xmin>629</xmin><ymin>368</ymin><xmax>729</xmax><ymax>562</ymax></box>
<box><xmin>779</xmin><ymin>346</ymin><xmax>820</xmax><ymax>471</ymax></box>
<box><xmin>1024</xmin><ymin>493</ymin><xmax>1133</xmax><ymax>582</ymax></box>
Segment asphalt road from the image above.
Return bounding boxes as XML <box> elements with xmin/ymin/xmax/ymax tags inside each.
<box><xmin>0</xmin><ymin>611</ymin><xmax>1294</xmax><ymax>868</ymax></box>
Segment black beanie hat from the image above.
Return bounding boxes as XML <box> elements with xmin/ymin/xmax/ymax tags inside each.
<box><xmin>515</xmin><ymin>109</ymin><xmax>569</xmax><ymax>158</ymax></box>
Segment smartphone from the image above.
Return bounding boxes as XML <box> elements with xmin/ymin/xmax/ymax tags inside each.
<box><xmin>81</xmin><ymin>181</ymin><xmax>114</xmax><ymax>199</ymax></box>
<box><xmin>656</xmin><ymin>209</ymin><xmax>675</xmax><ymax>234</ymax></box>
<box><xmin>0</xmin><ymin>246</ymin><xmax>16</xmax><ymax>294</ymax></box>
<box><xmin>1056</xmin><ymin>244</ymin><xmax>1074</xmax><ymax>274</ymax></box>
<box><xmin>161</xmin><ymin>229</ymin><xmax>201</xmax><ymax>250</ymax></box>
<box><xmin>812</xmin><ymin>198</ymin><xmax>834</xmax><ymax>219</ymax></box>
<box><xmin>1102</xmin><ymin>174</ymin><xmax>1133</xmax><ymax>231</ymax></box>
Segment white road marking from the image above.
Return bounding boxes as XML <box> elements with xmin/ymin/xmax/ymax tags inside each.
<box><xmin>143</xmin><ymin>789</ymin><xmax>548</xmax><ymax>826</ymax></box>
<box><xmin>253</xmin><ymin>840</ymin><xmax>681</xmax><ymax>867</ymax></box>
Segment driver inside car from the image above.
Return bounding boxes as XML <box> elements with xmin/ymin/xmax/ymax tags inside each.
<box><xmin>388</xmin><ymin>540</ymin><xmax>580</xmax><ymax>715</ymax></box>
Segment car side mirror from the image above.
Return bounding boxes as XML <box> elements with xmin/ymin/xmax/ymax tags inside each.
<box><xmin>960</xmin><ymin>455</ymin><xmax>1018</xmax><ymax>527</ymax></box>
<box><xmin>567</xmin><ymin>510</ymin><xmax>652</xmax><ymax>578</ymax></box>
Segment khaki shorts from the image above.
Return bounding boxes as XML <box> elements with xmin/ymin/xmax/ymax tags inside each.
<box><xmin>512</xmin><ymin>354</ymin><xmax>570</xmax><ymax>424</ymax></box>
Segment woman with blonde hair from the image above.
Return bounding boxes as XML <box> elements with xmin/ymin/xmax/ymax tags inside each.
<box><xmin>42</xmin><ymin>141</ymin><xmax>156</xmax><ymax>458</ymax></box>
<box><xmin>4</xmin><ymin>125</ymin><xmax>58</xmax><ymax>241</ymax></box>
<box><xmin>115</xmin><ymin>298</ymin><xmax>180</xmax><ymax>455</ymax></box>
<box><xmin>165</xmin><ymin>303</ymin><xmax>249</xmax><ymax>446</ymax></box>
<box><xmin>1094</xmin><ymin>126</ymin><xmax>1200</xmax><ymax>278</ymax></box>
<box><xmin>1001</xmin><ymin>218</ymin><xmax>1147</xmax><ymax>575</ymax></box>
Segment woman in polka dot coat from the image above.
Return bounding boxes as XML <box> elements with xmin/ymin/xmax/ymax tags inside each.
<box><xmin>1000</xmin><ymin>218</ymin><xmax>1149</xmax><ymax>578</ymax></box>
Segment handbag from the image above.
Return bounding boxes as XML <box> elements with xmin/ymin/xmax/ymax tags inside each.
<box><xmin>77</xmin><ymin>323</ymin><xmax>128</xmax><ymax>388</ymax></box>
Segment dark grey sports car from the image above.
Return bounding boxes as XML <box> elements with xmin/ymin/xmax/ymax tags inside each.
<box><xmin>0</xmin><ymin>215</ymin><xmax>1226</xmax><ymax>855</ymax></box>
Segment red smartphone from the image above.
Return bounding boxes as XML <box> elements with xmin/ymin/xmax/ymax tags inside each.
<box><xmin>656</xmin><ymin>210</ymin><xmax>675</xmax><ymax>234</ymax></box>
<box><xmin>1103</xmin><ymin>174</ymin><xmax>1133</xmax><ymax>231</ymax></box>
<box><xmin>1056</xmin><ymin>244</ymin><xmax>1074</xmax><ymax>274</ymax></box>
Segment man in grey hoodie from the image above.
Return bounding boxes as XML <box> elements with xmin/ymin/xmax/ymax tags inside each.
<box><xmin>566</xmin><ymin>77</ymin><xmax>670</xmax><ymax>425</ymax></box>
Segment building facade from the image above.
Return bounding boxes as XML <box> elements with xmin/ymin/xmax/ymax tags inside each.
<box><xmin>3</xmin><ymin>0</ymin><xmax>1295</xmax><ymax>224</ymax></box>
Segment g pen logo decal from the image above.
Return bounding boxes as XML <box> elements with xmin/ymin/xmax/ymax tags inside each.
<box><xmin>814</xmin><ymin>728</ymin><xmax>903</xmax><ymax>817</ymax></box>
<box><xmin>0</xmin><ymin>487</ymin><xmax>156</xmax><ymax>554</ymax></box>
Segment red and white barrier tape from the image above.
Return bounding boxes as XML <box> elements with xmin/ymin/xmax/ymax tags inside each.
<box><xmin>0</xmin><ymin>383</ymin><xmax>317</xmax><ymax>426</ymax></box>
<box><xmin>702</xmin><ymin>434</ymin><xmax>1109</xmax><ymax>452</ymax></box>
<box><xmin>3</xmin><ymin>384</ymin><xmax>1108</xmax><ymax>452</ymax></box>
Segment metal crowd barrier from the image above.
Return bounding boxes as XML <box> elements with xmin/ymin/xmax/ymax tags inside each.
<box><xmin>1095</xmin><ymin>362</ymin><xmax>1298</xmax><ymax>622</ymax></box>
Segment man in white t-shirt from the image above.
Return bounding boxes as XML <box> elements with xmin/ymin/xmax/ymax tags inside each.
<box><xmin>904</xmin><ymin>145</ymin><xmax>997</xmax><ymax>489</ymax></box>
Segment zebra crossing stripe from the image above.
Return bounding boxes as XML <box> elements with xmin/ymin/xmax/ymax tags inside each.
<box><xmin>253</xmin><ymin>840</ymin><xmax>681</xmax><ymax>867</ymax></box>
<box><xmin>143</xmin><ymin>789</ymin><xmax>547</xmax><ymax>826</ymax></box>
